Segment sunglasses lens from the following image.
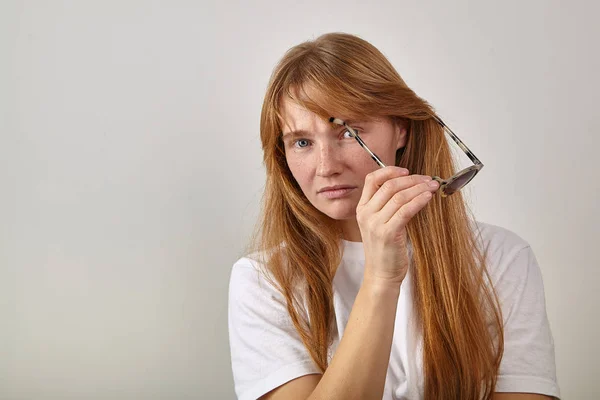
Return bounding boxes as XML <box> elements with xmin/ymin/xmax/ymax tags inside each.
<box><xmin>444</xmin><ymin>169</ymin><xmax>478</xmax><ymax>196</ymax></box>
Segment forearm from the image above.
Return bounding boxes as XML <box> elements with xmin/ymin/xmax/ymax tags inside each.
<box><xmin>308</xmin><ymin>276</ymin><xmax>401</xmax><ymax>400</ymax></box>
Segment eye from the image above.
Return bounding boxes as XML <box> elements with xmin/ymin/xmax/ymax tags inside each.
<box><xmin>293</xmin><ymin>139</ymin><xmax>311</xmax><ymax>149</ymax></box>
<box><xmin>343</xmin><ymin>128</ymin><xmax>360</xmax><ymax>138</ymax></box>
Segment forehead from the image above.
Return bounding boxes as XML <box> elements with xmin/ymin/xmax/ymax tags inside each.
<box><xmin>279</xmin><ymin>95</ymin><xmax>373</xmax><ymax>134</ymax></box>
<box><xmin>279</xmin><ymin>98</ymin><xmax>328</xmax><ymax>132</ymax></box>
<box><xmin>278</xmin><ymin>82</ymin><xmax>354</xmax><ymax>132</ymax></box>
<box><xmin>279</xmin><ymin>97</ymin><xmax>388</xmax><ymax>136</ymax></box>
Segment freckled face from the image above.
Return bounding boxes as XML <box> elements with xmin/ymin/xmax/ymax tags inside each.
<box><xmin>280</xmin><ymin>98</ymin><xmax>407</xmax><ymax>222</ymax></box>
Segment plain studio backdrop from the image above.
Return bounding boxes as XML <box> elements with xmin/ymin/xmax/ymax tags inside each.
<box><xmin>1</xmin><ymin>1</ymin><xmax>598</xmax><ymax>399</ymax></box>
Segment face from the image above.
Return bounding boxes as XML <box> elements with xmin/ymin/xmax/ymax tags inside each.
<box><xmin>280</xmin><ymin>97</ymin><xmax>408</xmax><ymax>235</ymax></box>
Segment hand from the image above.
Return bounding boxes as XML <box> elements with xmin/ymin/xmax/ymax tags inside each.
<box><xmin>356</xmin><ymin>166</ymin><xmax>439</xmax><ymax>287</ymax></box>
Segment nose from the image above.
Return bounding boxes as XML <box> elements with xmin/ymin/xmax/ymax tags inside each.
<box><xmin>316</xmin><ymin>141</ymin><xmax>343</xmax><ymax>177</ymax></box>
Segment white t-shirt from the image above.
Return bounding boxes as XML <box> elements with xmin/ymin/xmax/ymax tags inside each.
<box><xmin>228</xmin><ymin>221</ymin><xmax>561</xmax><ymax>400</ymax></box>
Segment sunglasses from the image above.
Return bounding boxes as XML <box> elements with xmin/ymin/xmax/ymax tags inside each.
<box><xmin>329</xmin><ymin>116</ymin><xmax>484</xmax><ymax>197</ymax></box>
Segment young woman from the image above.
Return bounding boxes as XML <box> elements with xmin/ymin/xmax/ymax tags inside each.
<box><xmin>228</xmin><ymin>32</ymin><xmax>560</xmax><ymax>400</ymax></box>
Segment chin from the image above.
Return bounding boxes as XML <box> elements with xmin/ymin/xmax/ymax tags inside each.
<box><xmin>317</xmin><ymin>202</ymin><xmax>357</xmax><ymax>221</ymax></box>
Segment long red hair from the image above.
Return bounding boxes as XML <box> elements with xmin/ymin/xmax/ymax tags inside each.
<box><xmin>245</xmin><ymin>32</ymin><xmax>504</xmax><ymax>400</ymax></box>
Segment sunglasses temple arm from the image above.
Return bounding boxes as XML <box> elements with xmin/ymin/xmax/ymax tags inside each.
<box><xmin>329</xmin><ymin>117</ymin><xmax>387</xmax><ymax>168</ymax></box>
<box><xmin>434</xmin><ymin>116</ymin><xmax>483</xmax><ymax>166</ymax></box>
<box><xmin>352</xmin><ymin>134</ymin><xmax>387</xmax><ymax>168</ymax></box>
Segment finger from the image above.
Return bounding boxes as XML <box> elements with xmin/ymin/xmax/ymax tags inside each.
<box><xmin>386</xmin><ymin>190</ymin><xmax>435</xmax><ymax>228</ymax></box>
<box><xmin>359</xmin><ymin>166</ymin><xmax>409</xmax><ymax>207</ymax></box>
<box><xmin>366</xmin><ymin>174</ymin><xmax>434</xmax><ymax>215</ymax></box>
<box><xmin>379</xmin><ymin>179</ymin><xmax>439</xmax><ymax>223</ymax></box>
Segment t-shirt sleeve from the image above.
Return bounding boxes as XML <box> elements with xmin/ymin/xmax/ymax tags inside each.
<box><xmin>228</xmin><ymin>257</ymin><xmax>321</xmax><ymax>400</ymax></box>
<box><xmin>493</xmin><ymin>245</ymin><xmax>561</xmax><ymax>399</ymax></box>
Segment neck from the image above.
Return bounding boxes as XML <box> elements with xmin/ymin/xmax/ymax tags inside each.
<box><xmin>339</xmin><ymin>218</ymin><xmax>362</xmax><ymax>242</ymax></box>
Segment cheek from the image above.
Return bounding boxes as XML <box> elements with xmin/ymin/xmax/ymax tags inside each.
<box><xmin>362</xmin><ymin>138</ymin><xmax>398</xmax><ymax>167</ymax></box>
<box><xmin>349</xmin><ymin>144</ymin><xmax>385</xmax><ymax>173</ymax></box>
<box><xmin>286</xmin><ymin>156</ymin><xmax>312</xmax><ymax>187</ymax></box>
<box><xmin>285</xmin><ymin>141</ymin><xmax>386</xmax><ymax>181</ymax></box>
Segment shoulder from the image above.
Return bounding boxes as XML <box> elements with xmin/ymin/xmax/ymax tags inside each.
<box><xmin>228</xmin><ymin>247</ymin><xmax>295</xmax><ymax>319</ymax></box>
<box><xmin>473</xmin><ymin>220</ymin><xmax>531</xmax><ymax>255</ymax></box>
<box><xmin>471</xmin><ymin>220</ymin><xmax>539</xmax><ymax>287</ymax></box>
<box><xmin>229</xmin><ymin>253</ymin><xmax>279</xmax><ymax>302</ymax></box>
<box><xmin>473</xmin><ymin>221</ymin><xmax>532</xmax><ymax>268</ymax></box>
<box><xmin>229</xmin><ymin>242</ymin><xmax>294</xmax><ymax>296</ymax></box>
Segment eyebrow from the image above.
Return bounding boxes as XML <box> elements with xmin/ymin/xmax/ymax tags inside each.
<box><xmin>281</xmin><ymin>129</ymin><xmax>310</xmax><ymax>140</ymax></box>
<box><xmin>281</xmin><ymin>120</ymin><xmax>361</xmax><ymax>140</ymax></box>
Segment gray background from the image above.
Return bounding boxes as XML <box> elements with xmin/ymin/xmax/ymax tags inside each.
<box><xmin>1</xmin><ymin>0</ymin><xmax>598</xmax><ymax>399</ymax></box>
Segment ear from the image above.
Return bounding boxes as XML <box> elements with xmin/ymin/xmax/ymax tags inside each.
<box><xmin>394</xmin><ymin>118</ymin><xmax>409</xmax><ymax>150</ymax></box>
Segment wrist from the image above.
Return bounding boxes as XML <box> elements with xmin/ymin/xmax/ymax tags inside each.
<box><xmin>362</xmin><ymin>274</ymin><xmax>403</xmax><ymax>297</ymax></box>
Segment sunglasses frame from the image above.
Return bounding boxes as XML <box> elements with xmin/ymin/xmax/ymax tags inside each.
<box><xmin>329</xmin><ymin>116</ymin><xmax>484</xmax><ymax>197</ymax></box>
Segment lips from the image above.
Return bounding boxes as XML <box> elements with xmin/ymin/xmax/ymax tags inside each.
<box><xmin>318</xmin><ymin>185</ymin><xmax>356</xmax><ymax>193</ymax></box>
